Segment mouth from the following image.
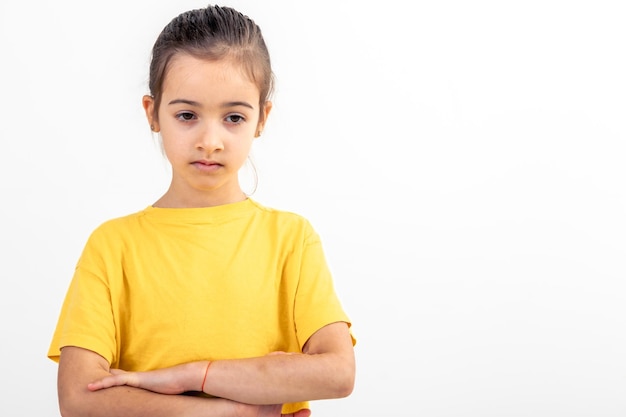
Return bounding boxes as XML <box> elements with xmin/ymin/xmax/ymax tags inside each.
<box><xmin>192</xmin><ymin>160</ymin><xmax>223</xmax><ymax>172</ymax></box>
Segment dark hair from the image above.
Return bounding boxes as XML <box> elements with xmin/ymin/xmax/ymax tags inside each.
<box><xmin>148</xmin><ymin>5</ymin><xmax>274</xmax><ymax>122</ymax></box>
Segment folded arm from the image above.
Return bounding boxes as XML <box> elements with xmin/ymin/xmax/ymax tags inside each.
<box><xmin>58</xmin><ymin>347</ymin><xmax>309</xmax><ymax>417</ymax></box>
<box><xmin>87</xmin><ymin>321</ymin><xmax>355</xmax><ymax>405</ymax></box>
<box><xmin>205</xmin><ymin>321</ymin><xmax>355</xmax><ymax>404</ymax></box>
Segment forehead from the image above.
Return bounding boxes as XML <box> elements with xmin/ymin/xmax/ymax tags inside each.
<box><xmin>162</xmin><ymin>54</ymin><xmax>260</xmax><ymax>101</ymax></box>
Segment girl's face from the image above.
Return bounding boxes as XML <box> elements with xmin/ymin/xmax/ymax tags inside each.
<box><xmin>144</xmin><ymin>54</ymin><xmax>271</xmax><ymax>207</ymax></box>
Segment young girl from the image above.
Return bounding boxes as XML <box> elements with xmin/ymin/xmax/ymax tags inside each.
<box><xmin>47</xmin><ymin>5</ymin><xmax>355</xmax><ymax>417</ymax></box>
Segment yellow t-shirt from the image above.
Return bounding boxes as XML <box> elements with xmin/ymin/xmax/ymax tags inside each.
<box><xmin>48</xmin><ymin>198</ymin><xmax>353</xmax><ymax>413</ymax></box>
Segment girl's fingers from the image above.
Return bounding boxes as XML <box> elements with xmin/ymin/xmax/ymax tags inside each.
<box><xmin>87</xmin><ymin>371</ymin><xmax>135</xmax><ymax>391</ymax></box>
<box><xmin>109</xmin><ymin>368</ymin><xmax>126</xmax><ymax>376</ymax></box>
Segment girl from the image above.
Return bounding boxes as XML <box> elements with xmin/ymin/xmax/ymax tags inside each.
<box><xmin>48</xmin><ymin>5</ymin><xmax>355</xmax><ymax>417</ymax></box>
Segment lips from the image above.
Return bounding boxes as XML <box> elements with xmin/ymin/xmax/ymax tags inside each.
<box><xmin>194</xmin><ymin>160</ymin><xmax>221</xmax><ymax>166</ymax></box>
<box><xmin>192</xmin><ymin>160</ymin><xmax>223</xmax><ymax>172</ymax></box>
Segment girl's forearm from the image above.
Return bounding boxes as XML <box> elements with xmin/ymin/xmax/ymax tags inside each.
<box><xmin>62</xmin><ymin>385</ymin><xmax>235</xmax><ymax>417</ymax></box>
<box><xmin>199</xmin><ymin>352</ymin><xmax>354</xmax><ymax>404</ymax></box>
<box><xmin>87</xmin><ymin>324</ymin><xmax>355</xmax><ymax>405</ymax></box>
<box><xmin>59</xmin><ymin>347</ymin><xmax>244</xmax><ymax>417</ymax></box>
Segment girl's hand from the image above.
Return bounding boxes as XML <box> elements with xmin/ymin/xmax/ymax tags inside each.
<box><xmin>87</xmin><ymin>365</ymin><xmax>192</xmax><ymax>394</ymax></box>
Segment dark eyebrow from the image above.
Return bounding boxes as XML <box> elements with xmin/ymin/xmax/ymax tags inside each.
<box><xmin>223</xmin><ymin>101</ymin><xmax>255</xmax><ymax>110</ymax></box>
<box><xmin>168</xmin><ymin>99</ymin><xmax>254</xmax><ymax>110</ymax></box>
<box><xmin>168</xmin><ymin>99</ymin><xmax>201</xmax><ymax>107</ymax></box>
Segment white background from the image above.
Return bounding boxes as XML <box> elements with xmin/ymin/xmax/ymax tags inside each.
<box><xmin>1</xmin><ymin>0</ymin><xmax>625</xmax><ymax>416</ymax></box>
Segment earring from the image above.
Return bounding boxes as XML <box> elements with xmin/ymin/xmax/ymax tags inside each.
<box><xmin>150</xmin><ymin>125</ymin><xmax>155</xmax><ymax>131</ymax></box>
<box><xmin>256</xmin><ymin>130</ymin><xmax>262</xmax><ymax>137</ymax></box>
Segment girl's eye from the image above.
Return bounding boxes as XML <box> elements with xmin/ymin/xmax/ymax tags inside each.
<box><xmin>176</xmin><ymin>112</ymin><xmax>196</xmax><ymax>121</ymax></box>
<box><xmin>226</xmin><ymin>114</ymin><xmax>245</xmax><ymax>124</ymax></box>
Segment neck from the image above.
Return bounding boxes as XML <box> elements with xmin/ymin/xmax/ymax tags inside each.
<box><xmin>153</xmin><ymin>186</ymin><xmax>248</xmax><ymax>209</ymax></box>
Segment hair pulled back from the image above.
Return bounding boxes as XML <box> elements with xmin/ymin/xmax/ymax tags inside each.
<box><xmin>148</xmin><ymin>5</ymin><xmax>274</xmax><ymax>121</ymax></box>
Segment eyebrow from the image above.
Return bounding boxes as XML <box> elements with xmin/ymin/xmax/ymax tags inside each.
<box><xmin>168</xmin><ymin>99</ymin><xmax>201</xmax><ymax>107</ymax></box>
<box><xmin>168</xmin><ymin>99</ymin><xmax>255</xmax><ymax>110</ymax></box>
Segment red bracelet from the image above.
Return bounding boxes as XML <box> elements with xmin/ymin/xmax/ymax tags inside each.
<box><xmin>201</xmin><ymin>361</ymin><xmax>212</xmax><ymax>392</ymax></box>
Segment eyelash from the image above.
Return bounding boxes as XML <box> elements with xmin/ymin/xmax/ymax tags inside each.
<box><xmin>175</xmin><ymin>112</ymin><xmax>246</xmax><ymax>125</ymax></box>
<box><xmin>225</xmin><ymin>114</ymin><xmax>246</xmax><ymax>124</ymax></box>
<box><xmin>176</xmin><ymin>112</ymin><xmax>197</xmax><ymax>122</ymax></box>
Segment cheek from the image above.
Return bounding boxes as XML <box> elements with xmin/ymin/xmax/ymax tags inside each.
<box><xmin>160</xmin><ymin>136</ymin><xmax>185</xmax><ymax>162</ymax></box>
<box><xmin>231</xmin><ymin>140</ymin><xmax>253</xmax><ymax>161</ymax></box>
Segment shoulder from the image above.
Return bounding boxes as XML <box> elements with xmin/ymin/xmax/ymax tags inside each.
<box><xmin>249</xmin><ymin>200</ymin><xmax>319</xmax><ymax>242</ymax></box>
<box><xmin>85</xmin><ymin>208</ymin><xmax>150</xmax><ymax>244</ymax></box>
<box><xmin>249</xmin><ymin>199</ymin><xmax>312</xmax><ymax>227</ymax></box>
<box><xmin>73</xmin><ymin>209</ymin><xmax>149</xmax><ymax>268</ymax></box>
<box><xmin>95</xmin><ymin>208</ymin><xmax>148</xmax><ymax>230</ymax></box>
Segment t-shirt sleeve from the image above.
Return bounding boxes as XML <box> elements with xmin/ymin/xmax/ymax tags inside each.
<box><xmin>293</xmin><ymin>224</ymin><xmax>356</xmax><ymax>349</ymax></box>
<box><xmin>47</xmin><ymin>227</ymin><xmax>117</xmax><ymax>364</ymax></box>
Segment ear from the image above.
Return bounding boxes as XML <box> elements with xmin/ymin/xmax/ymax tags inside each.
<box><xmin>142</xmin><ymin>95</ymin><xmax>160</xmax><ymax>132</ymax></box>
<box><xmin>255</xmin><ymin>101</ymin><xmax>273</xmax><ymax>137</ymax></box>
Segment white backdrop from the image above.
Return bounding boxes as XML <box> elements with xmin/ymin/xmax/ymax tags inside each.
<box><xmin>1</xmin><ymin>1</ymin><xmax>625</xmax><ymax>416</ymax></box>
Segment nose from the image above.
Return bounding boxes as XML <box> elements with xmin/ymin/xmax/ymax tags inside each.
<box><xmin>197</xmin><ymin>123</ymin><xmax>224</xmax><ymax>153</ymax></box>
